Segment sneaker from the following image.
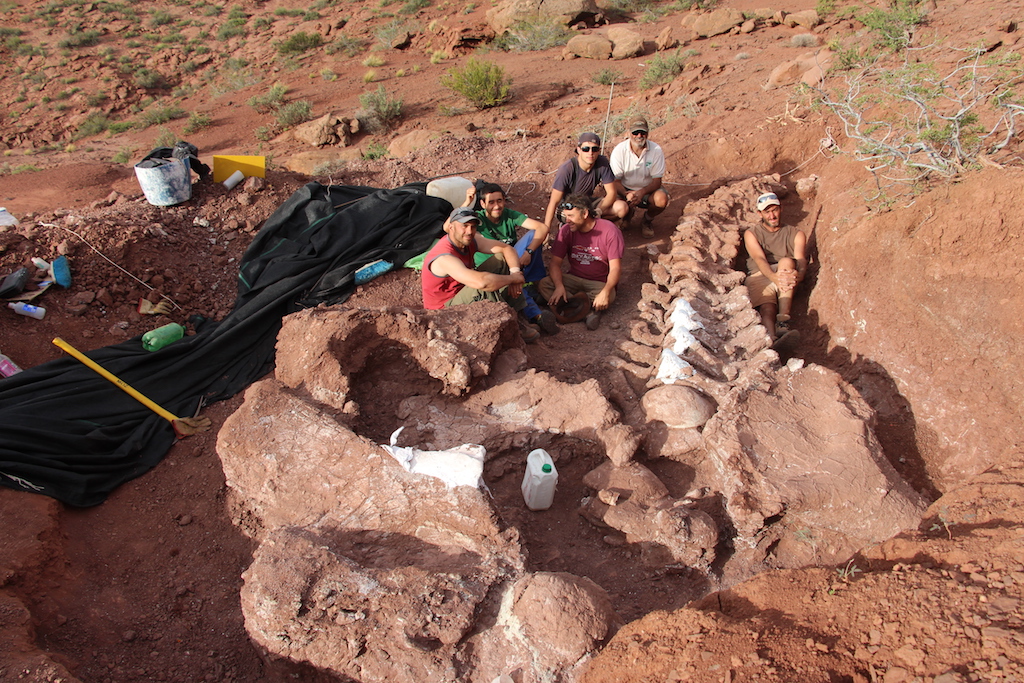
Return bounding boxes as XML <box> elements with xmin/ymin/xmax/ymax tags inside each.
<box><xmin>585</xmin><ymin>311</ymin><xmax>602</xmax><ymax>331</ymax></box>
<box><xmin>518</xmin><ymin>318</ymin><xmax>541</xmax><ymax>343</ymax></box>
<box><xmin>532</xmin><ymin>310</ymin><xmax>560</xmax><ymax>335</ymax></box>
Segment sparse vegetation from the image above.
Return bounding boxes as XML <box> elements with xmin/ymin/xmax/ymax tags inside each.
<box><xmin>154</xmin><ymin>126</ymin><xmax>177</xmax><ymax>148</ymax></box>
<box><xmin>248</xmin><ymin>83</ymin><xmax>288</xmax><ymax>113</ymax></box>
<box><xmin>183</xmin><ymin>112</ymin><xmax>212</xmax><ymax>134</ymax></box>
<box><xmin>111</xmin><ymin>146</ymin><xmax>135</xmax><ymax>164</ymax></box>
<box><xmin>639</xmin><ymin>49</ymin><xmax>686</xmax><ymax>90</ymax></box>
<box><xmin>75</xmin><ymin>113</ymin><xmax>110</xmax><ymax>140</ymax></box>
<box><xmin>430</xmin><ymin>50</ymin><xmax>447</xmax><ymax>64</ymax></box>
<box><xmin>399</xmin><ymin>0</ymin><xmax>430</xmax><ymax>14</ymax></box>
<box><xmin>276</xmin><ymin>31</ymin><xmax>324</xmax><ymax>55</ymax></box>
<box><xmin>133</xmin><ymin>68</ymin><xmax>167</xmax><ymax>89</ymax></box>
<box><xmin>359</xmin><ymin>85</ymin><xmax>403</xmax><ymax>131</ymax></box>
<box><xmin>362</xmin><ymin>141</ymin><xmax>390</xmax><ymax>160</ymax></box>
<box><xmin>363</xmin><ymin>54</ymin><xmax>386</xmax><ymax>67</ymax></box>
<box><xmin>814</xmin><ymin>47</ymin><xmax>1024</xmax><ymax>202</ymax></box>
<box><xmin>326</xmin><ymin>35</ymin><xmax>365</xmax><ymax>57</ymax></box>
<box><xmin>275</xmin><ymin>100</ymin><xmax>313</xmax><ymax>129</ymax></box>
<box><xmin>791</xmin><ymin>34</ymin><xmax>818</xmax><ymax>48</ymax></box>
<box><xmin>494</xmin><ymin>17</ymin><xmax>571</xmax><ymax>52</ymax></box>
<box><xmin>861</xmin><ymin>0</ymin><xmax>925</xmax><ymax>51</ymax></box>
<box><xmin>363</xmin><ymin>69</ymin><xmax>378</xmax><ymax>83</ymax></box>
<box><xmin>138</xmin><ymin>104</ymin><xmax>187</xmax><ymax>128</ymax></box>
<box><xmin>58</xmin><ymin>28</ymin><xmax>101</xmax><ymax>48</ymax></box>
<box><xmin>375</xmin><ymin>19</ymin><xmax>411</xmax><ymax>49</ymax></box>
<box><xmin>593</xmin><ymin>68</ymin><xmax>624</xmax><ymax>86</ymax></box>
<box><xmin>440</xmin><ymin>57</ymin><xmax>511</xmax><ymax>109</ymax></box>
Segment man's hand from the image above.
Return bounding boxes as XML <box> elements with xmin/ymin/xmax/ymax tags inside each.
<box><xmin>775</xmin><ymin>266</ymin><xmax>798</xmax><ymax>293</ymax></box>
<box><xmin>548</xmin><ymin>284</ymin><xmax>568</xmax><ymax>305</ymax></box>
<box><xmin>463</xmin><ymin>186</ymin><xmax>476</xmax><ymax>207</ymax></box>
<box><xmin>519</xmin><ymin>251</ymin><xmax>533</xmax><ymax>267</ymax></box>
<box><xmin>593</xmin><ymin>289</ymin><xmax>612</xmax><ymax>311</ymax></box>
<box><xmin>625</xmin><ymin>190</ymin><xmax>642</xmax><ymax>207</ymax></box>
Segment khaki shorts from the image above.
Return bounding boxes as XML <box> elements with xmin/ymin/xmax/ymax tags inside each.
<box><xmin>745</xmin><ymin>270</ymin><xmax>781</xmax><ymax>308</ymax></box>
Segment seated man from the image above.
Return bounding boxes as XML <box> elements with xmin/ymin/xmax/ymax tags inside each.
<box><xmin>609</xmin><ymin>117</ymin><xmax>670</xmax><ymax>238</ymax></box>
<box><xmin>463</xmin><ymin>182</ymin><xmax>558</xmax><ymax>334</ymax></box>
<box><xmin>543</xmin><ymin>133</ymin><xmax>629</xmax><ymax>230</ymax></box>
<box><xmin>743</xmin><ymin>192</ymin><xmax>807</xmax><ymax>347</ymax></box>
<box><xmin>537</xmin><ymin>193</ymin><xmax>624</xmax><ymax>331</ymax></box>
<box><xmin>422</xmin><ymin>207</ymin><xmax>543</xmax><ymax>343</ymax></box>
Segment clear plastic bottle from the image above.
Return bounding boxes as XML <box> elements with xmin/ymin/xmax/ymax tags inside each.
<box><xmin>7</xmin><ymin>302</ymin><xmax>45</xmax><ymax>319</ymax></box>
<box><xmin>0</xmin><ymin>352</ymin><xmax>22</xmax><ymax>377</ymax></box>
<box><xmin>521</xmin><ymin>449</ymin><xmax>558</xmax><ymax>511</ymax></box>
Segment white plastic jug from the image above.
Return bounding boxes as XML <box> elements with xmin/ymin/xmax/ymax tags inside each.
<box><xmin>521</xmin><ymin>449</ymin><xmax>557</xmax><ymax>511</ymax></box>
<box><xmin>426</xmin><ymin>176</ymin><xmax>474</xmax><ymax>209</ymax></box>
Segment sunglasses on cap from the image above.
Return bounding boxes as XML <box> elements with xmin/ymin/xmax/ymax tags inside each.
<box><xmin>631</xmin><ymin>130</ymin><xmax>648</xmax><ymax>136</ymax></box>
<box><xmin>559</xmin><ymin>202</ymin><xmax>579</xmax><ymax>211</ymax></box>
<box><xmin>579</xmin><ymin>145</ymin><xmax>600</xmax><ymax>153</ymax></box>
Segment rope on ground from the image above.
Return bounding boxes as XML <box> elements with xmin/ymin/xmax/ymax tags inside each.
<box><xmin>40</xmin><ymin>222</ymin><xmax>183</xmax><ymax>311</ymax></box>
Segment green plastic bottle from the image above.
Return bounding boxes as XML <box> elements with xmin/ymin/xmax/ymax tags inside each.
<box><xmin>142</xmin><ymin>322</ymin><xmax>185</xmax><ymax>352</ymax></box>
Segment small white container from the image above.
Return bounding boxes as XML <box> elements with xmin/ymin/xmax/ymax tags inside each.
<box><xmin>222</xmin><ymin>170</ymin><xmax>245</xmax><ymax>190</ymax></box>
<box><xmin>8</xmin><ymin>302</ymin><xmax>45</xmax><ymax>320</ymax></box>
<box><xmin>521</xmin><ymin>448</ymin><xmax>557</xmax><ymax>511</ymax></box>
<box><xmin>426</xmin><ymin>176</ymin><xmax>474</xmax><ymax>208</ymax></box>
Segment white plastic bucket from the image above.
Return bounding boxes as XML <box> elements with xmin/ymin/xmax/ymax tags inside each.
<box><xmin>521</xmin><ymin>449</ymin><xmax>557</xmax><ymax>511</ymax></box>
<box><xmin>134</xmin><ymin>158</ymin><xmax>192</xmax><ymax>206</ymax></box>
<box><xmin>426</xmin><ymin>176</ymin><xmax>474</xmax><ymax>208</ymax></box>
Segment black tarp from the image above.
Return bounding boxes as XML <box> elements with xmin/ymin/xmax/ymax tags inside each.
<box><xmin>0</xmin><ymin>182</ymin><xmax>450</xmax><ymax>506</ymax></box>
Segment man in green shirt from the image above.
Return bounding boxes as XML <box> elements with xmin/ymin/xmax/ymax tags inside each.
<box><xmin>463</xmin><ymin>182</ymin><xmax>558</xmax><ymax>335</ymax></box>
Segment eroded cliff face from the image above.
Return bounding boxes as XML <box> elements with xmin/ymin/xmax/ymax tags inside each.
<box><xmin>808</xmin><ymin>167</ymin><xmax>1024</xmax><ymax>491</ymax></box>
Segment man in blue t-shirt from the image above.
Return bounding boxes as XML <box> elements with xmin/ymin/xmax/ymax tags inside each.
<box><xmin>543</xmin><ymin>133</ymin><xmax>629</xmax><ymax>230</ymax></box>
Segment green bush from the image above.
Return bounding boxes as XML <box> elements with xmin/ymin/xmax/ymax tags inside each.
<box><xmin>326</xmin><ymin>35</ymin><xmax>364</xmax><ymax>56</ymax></box>
<box><xmin>149</xmin><ymin>10</ymin><xmax>174</xmax><ymax>27</ymax></box>
<box><xmin>217</xmin><ymin>17</ymin><xmax>247</xmax><ymax>40</ymax></box>
<box><xmin>275</xmin><ymin>100</ymin><xmax>312</xmax><ymax>128</ymax></box>
<box><xmin>362</xmin><ymin>141</ymin><xmax>389</xmax><ymax>160</ymax></box>
<box><xmin>183</xmin><ymin>112</ymin><xmax>212</xmax><ymax>134</ymax></box>
<box><xmin>276</xmin><ymin>31</ymin><xmax>324</xmax><ymax>55</ymax></box>
<box><xmin>593</xmin><ymin>68</ymin><xmax>623</xmax><ymax>86</ymax></box>
<box><xmin>399</xmin><ymin>0</ymin><xmax>430</xmax><ymax>14</ymax></box>
<box><xmin>273</xmin><ymin>7</ymin><xmax>305</xmax><ymax>16</ymax></box>
<box><xmin>248</xmin><ymin>83</ymin><xmax>288</xmax><ymax>113</ymax></box>
<box><xmin>154</xmin><ymin>126</ymin><xmax>176</xmax><ymax>148</ymax></box>
<box><xmin>111</xmin><ymin>147</ymin><xmax>134</xmax><ymax>164</ymax></box>
<box><xmin>75</xmin><ymin>113</ymin><xmax>109</xmax><ymax>139</ymax></box>
<box><xmin>440</xmin><ymin>57</ymin><xmax>511</xmax><ymax>109</ymax></box>
<box><xmin>108</xmin><ymin>120</ymin><xmax>136</xmax><ymax>134</ymax></box>
<box><xmin>861</xmin><ymin>0</ymin><xmax>924</xmax><ymax>51</ymax></box>
<box><xmin>494</xmin><ymin>17</ymin><xmax>571</xmax><ymax>52</ymax></box>
<box><xmin>58</xmin><ymin>29</ymin><xmax>101</xmax><ymax>48</ymax></box>
<box><xmin>358</xmin><ymin>85</ymin><xmax>403</xmax><ymax>130</ymax></box>
<box><xmin>138</xmin><ymin>104</ymin><xmax>186</xmax><ymax>128</ymax></box>
<box><xmin>133</xmin><ymin>68</ymin><xmax>167</xmax><ymax>89</ymax></box>
<box><xmin>639</xmin><ymin>49</ymin><xmax>685</xmax><ymax>90</ymax></box>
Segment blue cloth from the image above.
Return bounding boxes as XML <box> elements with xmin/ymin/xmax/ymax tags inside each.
<box><xmin>514</xmin><ymin>231</ymin><xmax>545</xmax><ymax>319</ymax></box>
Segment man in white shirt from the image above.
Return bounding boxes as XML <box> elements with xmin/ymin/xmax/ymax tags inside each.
<box><xmin>609</xmin><ymin>117</ymin><xmax>670</xmax><ymax>237</ymax></box>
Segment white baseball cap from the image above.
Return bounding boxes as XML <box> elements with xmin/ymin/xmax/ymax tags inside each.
<box><xmin>756</xmin><ymin>193</ymin><xmax>781</xmax><ymax>211</ymax></box>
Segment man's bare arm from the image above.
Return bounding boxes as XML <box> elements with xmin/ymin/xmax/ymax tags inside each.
<box><xmin>543</xmin><ymin>188</ymin><xmax>565</xmax><ymax>229</ymax></box>
<box><xmin>744</xmin><ymin>229</ymin><xmax>781</xmax><ymax>283</ymax></box>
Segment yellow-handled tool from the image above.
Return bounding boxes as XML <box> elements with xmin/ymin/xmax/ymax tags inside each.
<box><xmin>52</xmin><ymin>337</ymin><xmax>211</xmax><ymax>437</ymax></box>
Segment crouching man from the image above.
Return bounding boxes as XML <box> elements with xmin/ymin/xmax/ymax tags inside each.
<box><xmin>744</xmin><ymin>192</ymin><xmax>807</xmax><ymax>347</ymax></box>
<box><xmin>537</xmin><ymin>194</ymin><xmax>624</xmax><ymax>331</ymax></box>
<box><xmin>422</xmin><ymin>207</ymin><xmax>543</xmax><ymax>343</ymax></box>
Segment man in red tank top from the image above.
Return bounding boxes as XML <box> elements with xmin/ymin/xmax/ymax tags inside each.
<box><xmin>422</xmin><ymin>207</ymin><xmax>542</xmax><ymax>343</ymax></box>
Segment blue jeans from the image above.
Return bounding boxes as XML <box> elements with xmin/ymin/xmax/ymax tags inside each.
<box><xmin>515</xmin><ymin>231</ymin><xmax>546</xmax><ymax>319</ymax></box>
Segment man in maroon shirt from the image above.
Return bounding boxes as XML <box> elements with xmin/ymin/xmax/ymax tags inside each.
<box><xmin>537</xmin><ymin>194</ymin><xmax>624</xmax><ymax>331</ymax></box>
<box><xmin>422</xmin><ymin>207</ymin><xmax>544</xmax><ymax>342</ymax></box>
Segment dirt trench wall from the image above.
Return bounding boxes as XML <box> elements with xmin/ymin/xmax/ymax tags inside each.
<box><xmin>809</xmin><ymin>167</ymin><xmax>1024</xmax><ymax>490</ymax></box>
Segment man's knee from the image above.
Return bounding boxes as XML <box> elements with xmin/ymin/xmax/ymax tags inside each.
<box><xmin>651</xmin><ymin>189</ymin><xmax>669</xmax><ymax>209</ymax></box>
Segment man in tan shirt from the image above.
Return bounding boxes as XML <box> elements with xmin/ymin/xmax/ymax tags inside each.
<box><xmin>744</xmin><ymin>192</ymin><xmax>807</xmax><ymax>346</ymax></box>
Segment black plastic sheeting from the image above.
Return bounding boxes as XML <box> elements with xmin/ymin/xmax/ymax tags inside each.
<box><xmin>0</xmin><ymin>182</ymin><xmax>450</xmax><ymax>506</ymax></box>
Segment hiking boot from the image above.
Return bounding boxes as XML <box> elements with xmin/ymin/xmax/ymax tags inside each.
<box><xmin>772</xmin><ymin>329</ymin><xmax>800</xmax><ymax>353</ymax></box>
<box><xmin>585</xmin><ymin>311</ymin><xmax>602</xmax><ymax>331</ymax></box>
<box><xmin>532</xmin><ymin>309</ymin><xmax>559</xmax><ymax>335</ymax></box>
<box><xmin>641</xmin><ymin>214</ymin><xmax>654</xmax><ymax>237</ymax></box>
<box><xmin>519</xmin><ymin>318</ymin><xmax>541</xmax><ymax>343</ymax></box>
